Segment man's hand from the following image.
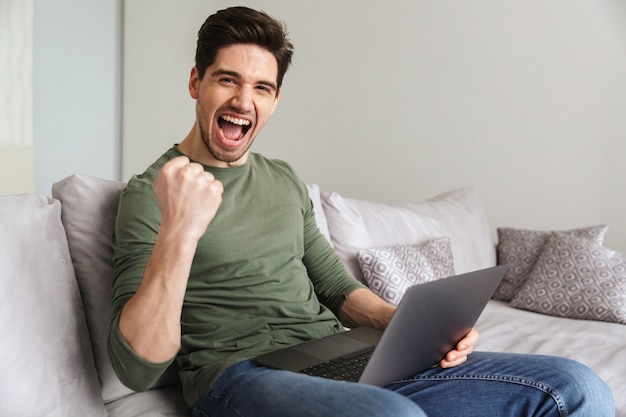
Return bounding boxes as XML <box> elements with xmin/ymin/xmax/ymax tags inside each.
<box><xmin>340</xmin><ymin>290</ymin><xmax>480</xmax><ymax>369</ymax></box>
<box><xmin>153</xmin><ymin>156</ymin><xmax>224</xmax><ymax>242</ymax></box>
<box><xmin>440</xmin><ymin>328</ymin><xmax>479</xmax><ymax>368</ymax></box>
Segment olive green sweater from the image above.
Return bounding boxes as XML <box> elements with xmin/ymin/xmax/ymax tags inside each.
<box><xmin>107</xmin><ymin>147</ymin><xmax>363</xmax><ymax>408</ymax></box>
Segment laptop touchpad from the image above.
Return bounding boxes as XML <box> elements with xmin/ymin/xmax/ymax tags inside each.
<box><xmin>292</xmin><ymin>334</ymin><xmax>372</xmax><ymax>360</ymax></box>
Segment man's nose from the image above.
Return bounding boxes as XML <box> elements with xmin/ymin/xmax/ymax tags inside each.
<box><xmin>231</xmin><ymin>85</ymin><xmax>254</xmax><ymax>112</ymax></box>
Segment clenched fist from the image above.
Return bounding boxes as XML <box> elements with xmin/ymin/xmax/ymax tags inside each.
<box><xmin>153</xmin><ymin>156</ymin><xmax>224</xmax><ymax>242</ymax></box>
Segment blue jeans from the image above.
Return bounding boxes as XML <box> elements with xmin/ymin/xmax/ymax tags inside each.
<box><xmin>191</xmin><ymin>352</ymin><xmax>614</xmax><ymax>417</ymax></box>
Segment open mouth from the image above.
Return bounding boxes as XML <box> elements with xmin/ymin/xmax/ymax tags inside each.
<box><xmin>218</xmin><ymin>115</ymin><xmax>252</xmax><ymax>142</ymax></box>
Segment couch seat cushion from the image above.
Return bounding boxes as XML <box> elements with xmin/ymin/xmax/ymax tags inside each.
<box><xmin>476</xmin><ymin>300</ymin><xmax>626</xmax><ymax>417</ymax></box>
<box><xmin>105</xmin><ymin>385</ymin><xmax>189</xmax><ymax>417</ymax></box>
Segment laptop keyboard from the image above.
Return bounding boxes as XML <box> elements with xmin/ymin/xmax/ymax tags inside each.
<box><xmin>300</xmin><ymin>350</ymin><xmax>373</xmax><ymax>382</ymax></box>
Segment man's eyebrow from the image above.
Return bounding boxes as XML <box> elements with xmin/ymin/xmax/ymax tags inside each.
<box><xmin>211</xmin><ymin>69</ymin><xmax>277</xmax><ymax>91</ymax></box>
<box><xmin>257</xmin><ymin>79</ymin><xmax>278</xmax><ymax>91</ymax></box>
<box><xmin>210</xmin><ymin>69</ymin><xmax>239</xmax><ymax>79</ymax></box>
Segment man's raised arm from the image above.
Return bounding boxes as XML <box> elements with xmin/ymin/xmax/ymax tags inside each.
<box><xmin>117</xmin><ymin>156</ymin><xmax>223</xmax><ymax>363</ymax></box>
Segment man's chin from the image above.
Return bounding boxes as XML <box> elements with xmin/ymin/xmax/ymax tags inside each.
<box><xmin>207</xmin><ymin>144</ymin><xmax>251</xmax><ymax>166</ymax></box>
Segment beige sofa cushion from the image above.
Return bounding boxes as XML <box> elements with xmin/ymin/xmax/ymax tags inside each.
<box><xmin>0</xmin><ymin>194</ymin><xmax>106</xmax><ymax>417</ymax></box>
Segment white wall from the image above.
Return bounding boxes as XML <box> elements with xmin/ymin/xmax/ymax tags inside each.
<box><xmin>122</xmin><ymin>0</ymin><xmax>626</xmax><ymax>254</ymax></box>
<box><xmin>1</xmin><ymin>0</ymin><xmax>34</xmax><ymax>194</ymax></box>
<box><xmin>1</xmin><ymin>0</ymin><xmax>32</xmax><ymax>147</ymax></box>
<box><xmin>33</xmin><ymin>0</ymin><xmax>120</xmax><ymax>195</ymax></box>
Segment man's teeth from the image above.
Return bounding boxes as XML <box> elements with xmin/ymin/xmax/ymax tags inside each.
<box><xmin>221</xmin><ymin>115</ymin><xmax>250</xmax><ymax>126</ymax></box>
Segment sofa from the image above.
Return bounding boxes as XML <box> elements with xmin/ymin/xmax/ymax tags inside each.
<box><xmin>1</xmin><ymin>173</ymin><xmax>624</xmax><ymax>417</ymax></box>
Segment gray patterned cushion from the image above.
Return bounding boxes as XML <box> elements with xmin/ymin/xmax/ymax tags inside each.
<box><xmin>357</xmin><ymin>237</ymin><xmax>455</xmax><ymax>306</ymax></box>
<box><xmin>510</xmin><ymin>232</ymin><xmax>626</xmax><ymax>324</ymax></box>
<box><xmin>494</xmin><ymin>225</ymin><xmax>608</xmax><ymax>301</ymax></box>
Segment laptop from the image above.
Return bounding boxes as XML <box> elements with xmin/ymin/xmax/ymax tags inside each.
<box><xmin>256</xmin><ymin>265</ymin><xmax>507</xmax><ymax>387</ymax></box>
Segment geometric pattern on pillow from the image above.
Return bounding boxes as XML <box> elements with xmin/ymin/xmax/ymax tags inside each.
<box><xmin>357</xmin><ymin>237</ymin><xmax>455</xmax><ymax>306</ymax></box>
<box><xmin>494</xmin><ymin>225</ymin><xmax>608</xmax><ymax>301</ymax></box>
<box><xmin>510</xmin><ymin>232</ymin><xmax>626</xmax><ymax>324</ymax></box>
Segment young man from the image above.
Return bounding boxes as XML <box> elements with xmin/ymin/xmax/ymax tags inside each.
<box><xmin>108</xmin><ymin>6</ymin><xmax>614</xmax><ymax>417</ymax></box>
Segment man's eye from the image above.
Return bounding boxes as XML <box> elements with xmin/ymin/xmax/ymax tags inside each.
<box><xmin>257</xmin><ymin>86</ymin><xmax>271</xmax><ymax>94</ymax></box>
<box><xmin>220</xmin><ymin>78</ymin><xmax>235</xmax><ymax>84</ymax></box>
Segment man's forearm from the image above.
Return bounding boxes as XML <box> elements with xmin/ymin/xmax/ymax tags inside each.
<box><xmin>118</xmin><ymin>229</ymin><xmax>197</xmax><ymax>363</ymax></box>
<box><xmin>338</xmin><ymin>288</ymin><xmax>395</xmax><ymax>330</ymax></box>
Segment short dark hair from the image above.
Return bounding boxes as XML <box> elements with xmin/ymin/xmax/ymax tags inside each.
<box><xmin>195</xmin><ymin>6</ymin><xmax>294</xmax><ymax>89</ymax></box>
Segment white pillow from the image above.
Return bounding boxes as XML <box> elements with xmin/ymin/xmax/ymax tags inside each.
<box><xmin>0</xmin><ymin>195</ymin><xmax>106</xmax><ymax>417</ymax></box>
<box><xmin>322</xmin><ymin>187</ymin><xmax>495</xmax><ymax>283</ymax></box>
<box><xmin>306</xmin><ymin>183</ymin><xmax>333</xmax><ymax>247</ymax></box>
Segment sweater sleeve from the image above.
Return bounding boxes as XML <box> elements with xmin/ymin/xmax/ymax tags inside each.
<box><xmin>107</xmin><ymin>313</ymin><xmax>175</xmax><ymax>391</ymax></box>
<box><xmin>107</xmin><ymin>178</ymin><xmax>175</xmax><ymax>391</ymax></box>
<box><xmin>301</xmin><ymin>191</ymin><xmax>365</xmax><ymax>315</ymax></box>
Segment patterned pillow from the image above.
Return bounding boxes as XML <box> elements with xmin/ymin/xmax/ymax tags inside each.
<box><xmin>357</xmin><ymin>237</ymin><xmax>455</xmax><ymax>306</ymax></box>
<box><xmin>494</xmin><ymin>225</ymin><xmax>608</xmax><ymax>301</ymax></box>
<box><xmin>510</xmin><ymin>232</ymin><xmax>626</xmax><ymax>324</ymax></box>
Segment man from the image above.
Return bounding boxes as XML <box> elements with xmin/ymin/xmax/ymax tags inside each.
<box><xmin>108</xmin><ymin>6</ymin><xmax>614</xmax><ymax>417</ymax></box>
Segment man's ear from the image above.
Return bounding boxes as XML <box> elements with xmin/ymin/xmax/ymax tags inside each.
<box><xmin>189</xmin><ymin>67</ymin><xmax>199</xmax><ymax>99</ymax></box>
<box><xmin>271</xmin><ymin>89</ymin><xmax>281</xmax><ymax>114</ymax></box>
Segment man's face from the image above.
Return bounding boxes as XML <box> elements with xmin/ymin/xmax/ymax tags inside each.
<box><xmin>189</xmin><ymin>43</ymin><xmax>280</xmax><ymax>167</ymax></box>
